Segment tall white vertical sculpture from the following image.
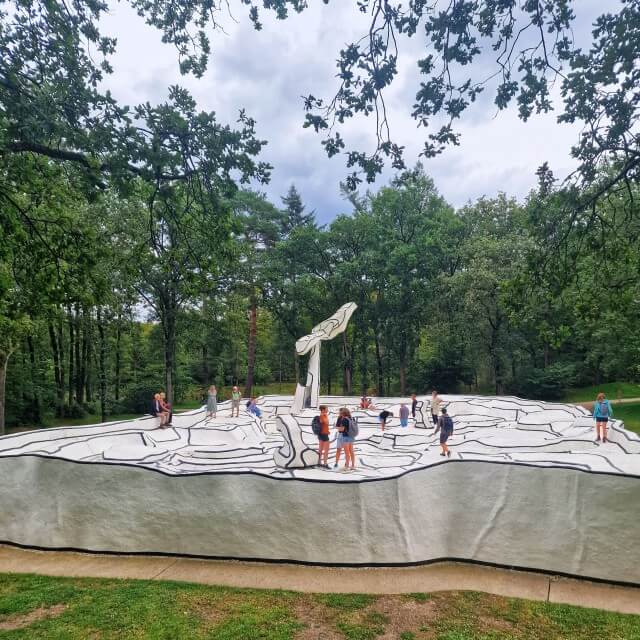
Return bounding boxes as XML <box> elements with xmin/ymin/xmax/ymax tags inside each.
<box><xmin>292</xmin><ymin>302</ymin><xmax>357</xmax><ymax>412</ymax></box>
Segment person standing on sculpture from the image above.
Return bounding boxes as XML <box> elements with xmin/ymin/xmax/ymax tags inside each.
<box><xmin>411</xmin><ymin>393</ymin><xmax>418</xmax><ymax>418</ymax></box>
<box><xmin>379</xmin><ymin>409</ymin><xmax>392</xmax><ymax>431</ymax></box>
<box><xmin>207</xmin><ymin>385</ymin><xmax>217</xmax><ymax>419</ymax></box>
<box><xmin>338</xmin><ymin>407</ymin><xmax>356</xmax><ymax>471</ymax></box>
<box><xmin>315</xmin><ymin>405</ymin><xmax>330</xmax><ymax>468</ymax></box>
<box><xmin>399</xmin><ymin>403</ymin><xmax>409</xmax><ymax>428</ymax></box>
<box><xmin>231</xmin><ymin>386</ymin><xmax>241</xmax><ymax>417</ymax></box>
<box><xmin>438</xmin><ymin>407</ymin><xmax>454</xmax><ymax>457</ymax></box>
<box><xmin>333</xmin><ymin>412</ymin><xmax>345</xmax><ymax>468</ymax></box>
<box><xmin>431</xmin><ymin>390</ymin><xmax>442</xmax><ymax>428</ymax></box>
<box><xmin>593</xmin><ymin>392</ymin><xmax>613</xmax><ymax>443</ymax></box>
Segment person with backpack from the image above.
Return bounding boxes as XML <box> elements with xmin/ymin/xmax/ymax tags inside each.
<box><xmin>438</xmin><ymin>407</ymin><xmax>454</xmax><ymax>457</ymax></box>
<box><xmin>337</xmin><ymin>407</ymin><xmax>357</xmax><ymax>472</ymax></box>
<box><xmin>312</xmin><ymin>405</ymin><xmax>330</xmax><ymax>468</ymax></box>
<box><xmin>593</xmin><ymin>392</ymin><xmax>613</xmax><ymax>443</ymax></box>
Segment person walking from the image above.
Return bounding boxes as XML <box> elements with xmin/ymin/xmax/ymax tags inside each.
<box><xmin>438</xmin><ymin>407</ymin><xmax>454</xmax><ymax>457</ymax></box>
<box><xmin>593</xmin><ymin>392</ymin><xmax>613</xmax><ymax>443</ymax></box>
<box><xmin>399</xmin><ymin>403</ymin><xmax>409</xmax><ymax>428</ymax></box>
<box><xmin>314</xmin><ymin>405</ymin><xmax>330</xmax><ymax>468</ymax></box>
<box><xmin>431</xmin><ymin>390</ymin><xmax>442</xmax><ymax>428</ymax></box>
<box><xmin>231</xmin><ymin>386</ymin><xmax>241</xmax><ymax>417</ymax></box>
<box><xmin>206</xmin><ymin>385</ymin><xmax>217</xmax><ymax>419</ymax></box>
<box><xmin>411</xmin><ymin>393</ymin><xmax>418</xmax><ymax>419</ymax></box>
<box><xmin>338</xmin><ymin>407</ymin><xmax>356</xmax><ymax>472</ymax></box>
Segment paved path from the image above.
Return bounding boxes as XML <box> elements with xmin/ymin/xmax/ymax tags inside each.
<box><xmin>0</xmin><ymin>545</ymin><xmax>638</xmax><ymax>615</ymax></box>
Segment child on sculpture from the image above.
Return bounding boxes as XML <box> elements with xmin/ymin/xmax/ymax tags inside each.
<box><xmin>438</xmin><ymin>407</ymin><xmax>454</xmax><ymax>457</ymax></box>
<box><xmin>314</xmin><ymin>405</ymin><xmax>330</xmax><ymax>468</ymax></box>
<box><xmin>231</xmin><ymin>386</ymin><xmax>241</xmax><ymax>417</ymax></box>
<box><xmin>593</xmin><ymin>392</ymin><xmax>613</xmax><ymax>442</ymax></box>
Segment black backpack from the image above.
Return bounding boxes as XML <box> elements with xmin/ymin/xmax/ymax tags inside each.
<box><xmin>311</xmin><ymin>415</ymin><xmax>322</xmax><ymax>435</ymax></box>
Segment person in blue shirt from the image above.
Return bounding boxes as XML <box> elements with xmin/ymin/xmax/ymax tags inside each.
<box><xmin>593</xmin><ymin>392</ymin><xmax>613</xmax><ymax>443</ymax></box>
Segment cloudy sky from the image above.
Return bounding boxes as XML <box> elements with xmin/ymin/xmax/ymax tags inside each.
<box><xmin>101</xmin><ymin>1</ymin><xmax>609</xmax><ymax>225</ymax></box>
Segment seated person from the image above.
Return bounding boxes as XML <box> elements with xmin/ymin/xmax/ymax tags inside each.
<box><xmin>247</xmin><ymin>397</ymin><xmax>262</xmax><ymax>418</ymax></box>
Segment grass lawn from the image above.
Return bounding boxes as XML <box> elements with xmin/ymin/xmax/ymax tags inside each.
<box><xmin>610</xmin><ymin>402</ymin><xmax>640</xmax><ymax>434</ymax></box>
<box><xmin>564</xmin><ymin>382</ymin><xmax>640</xmax><ymax>403</ymax></box>
<box><xmin>0</xmin><ymin>574</ymin><xmax>639</xmax><ymax>639</ymax></box>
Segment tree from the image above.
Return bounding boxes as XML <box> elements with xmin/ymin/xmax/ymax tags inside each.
<box><xmin>230</xmin><ymin>190</ymin><xmax>284</xmax><ymax>396</ymax></box>
<box><xmin>280</xmin><ymin>185</ymin><xmax>315</xmax><ymax>235</ymax></box>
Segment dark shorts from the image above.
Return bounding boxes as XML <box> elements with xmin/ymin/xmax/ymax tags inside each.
<box><xmin>318</xmin><ymin>433</ymin><xmax>330</xmax><ymax>442</ymax></box>
<box><xmin>596</xmin><ymin>417</ymin><xmax>609</xmax><ymax>423</ymax></box>
<box><xmin>440</xmin><ymin>430</ymin><xmax>452</xmax><ymax>444</ymax></box>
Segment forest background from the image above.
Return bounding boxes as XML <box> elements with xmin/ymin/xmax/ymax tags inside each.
<box><xmin>2</xmin><ymin>0</ymin><xmax>639</xmax><ymax>433</ymax></box>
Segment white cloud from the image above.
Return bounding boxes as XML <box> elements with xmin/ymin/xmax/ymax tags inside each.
<box><xmin>99</xmin><ymin>0</ymin><xmax>610</xmax><ymax>222</ymax></box>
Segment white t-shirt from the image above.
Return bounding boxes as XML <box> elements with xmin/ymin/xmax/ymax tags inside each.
<box><xmin>431</xmin><ymin>396</ymin><xmax>442</xmax><ymax>415</ymax></box>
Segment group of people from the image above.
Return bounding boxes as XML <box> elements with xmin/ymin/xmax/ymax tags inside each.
<box><xmin>315</xmin><ymin>390</ymin><xmax>454</xmax><ymax>470</ymax></box>
<box><xmin>207</xmin><ymin>384</ymin><xmax>246</xmax><ymax>418</ymax></box>
<box><xmin>150</xmin><ymin>392</ymin><xmax>172</xmax><ymax>428</ymax></box>
<box><xmin>314</xmin><ymin>405</ymin><xmax>357</xmax><ymax>472</ymax></box>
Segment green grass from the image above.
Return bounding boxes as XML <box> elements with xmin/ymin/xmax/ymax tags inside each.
<box><xmin>564</xmin><ymin>382</ymin><xmax>640</xmax><ymax>403</ymax></box>
<box><xmin>0</xmin><ymin>574</ymin><xmax>639</xmax><ymax>639</ymax></box>
<box><xmin>611</xmin><ymin>402</ymin><xmax>640</xmax><ymax>434</ymax></box>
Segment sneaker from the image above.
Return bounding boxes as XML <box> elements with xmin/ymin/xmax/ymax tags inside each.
<box><xmin>440</xmin><ymin>453</ymin><xmax>446</xmax><ymax>457</ymax></box>
<box><xmin>333</xmin><ymin>463</ymin><xmax>338</xmax><ymax>468</ymax></box>
<box><xmin>447</xmin><ymin>451</ymin><xmax>451</xmax><ymax>458</ymax></box>
<box><xmin>340</xmin><ymin>467</ymin><xmax>350</xmax><ymax>472</ymax></box>
<box><xmin>603</xmin><ymin>437</ymin><xmax>608</xmax><ymax>443</ymax></box>
<box><xmin>595</xmin><ymin>437</ymin><xmax>601</xmax><ymax>443</ymax></box>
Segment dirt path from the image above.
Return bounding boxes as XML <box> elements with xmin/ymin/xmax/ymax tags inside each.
<box><xmin>0</xmin><ymin>545</ymin><xmax>637</xmax><ymax>615</ymax></box>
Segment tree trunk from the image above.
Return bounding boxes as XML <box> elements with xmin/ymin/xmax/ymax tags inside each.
<box><xmin>97</xmin><ymin>308</ymin><xmax>107</xmax><ymax>423</ymax></box>
<box><xmin>327</xmin><ymin>341</ymin><xmax>332</xmax><ymax>396</ymax></box>
<box><xmin>374</xmin><ymin>332</ymin><xmax>384</xmax><ymax>396</ymax></box>
<box><xmin>74</xmin><ymin>304</ymin><xmax>82</xmax><ymax>403</ymax></box>
<box><xmin>114</xmin><ymin>316</ymin><xmax>122</xmax><ymax>401</ymax></box>
<box><xmin>399</xmin><ymin>337</ymin><xmax>407</xmax><ymax>396</ymax></box>
<box><xmin>84</xmin><ymin>312</ymin><xmax>93</xmax><ymax>402</ymax></box>
<box><xmin>244</xmin><ymin>296</ymin><xmax>257</xmax><ymax>397</ymax></box>
<box><xmin>359</xmin><ymin>328</ymin><xmax>369</xmax><ymax>396</ymax></box>
<box><xmin>162</xmin><ymin>302</ymin><xmax>177</xmax><ymax>407</ymax></box>
<box><xmin>67</xmin><ymin>306</ymin><xmax>75</xmax><ymax>408</ymax></box>
<box><xmin>27</xmin><ymin>335</ymin><xmax>41</xmax><ymax>424</ymax></box>
<box><xmin>80</xmin><ymin>308</ymin><xmax>89</xmax><ymax>402</ymax></box>
<box><xmin>543</xmin><ymin>342</ymin><xmax>550</xmax><ymax>369</ymax></box>
<box><xmin>49</xmin><ymin>322</ymin><xmax>65</xmax><ymax>418</ymax></box>
<box><xmin>0</xmin><ymin>350</ymin><xmax>9</xmax><ymax>435</ymax></box>
<box><xmin>342</xmin><ymin>332</ymin><xmax>352</xmax><ymax>395</ymax></box>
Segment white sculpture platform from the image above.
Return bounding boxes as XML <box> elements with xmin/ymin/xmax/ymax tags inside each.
<box><xmin>1</xmin><ymin>394</ymin><xmax>639</xmax><ymax>586</ymax></box>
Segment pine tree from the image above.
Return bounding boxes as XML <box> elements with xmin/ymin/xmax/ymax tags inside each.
<box><xmin>281</xmin><ymin>185</ymin><xmax>315</xmax><ymax>235</ymax></box>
